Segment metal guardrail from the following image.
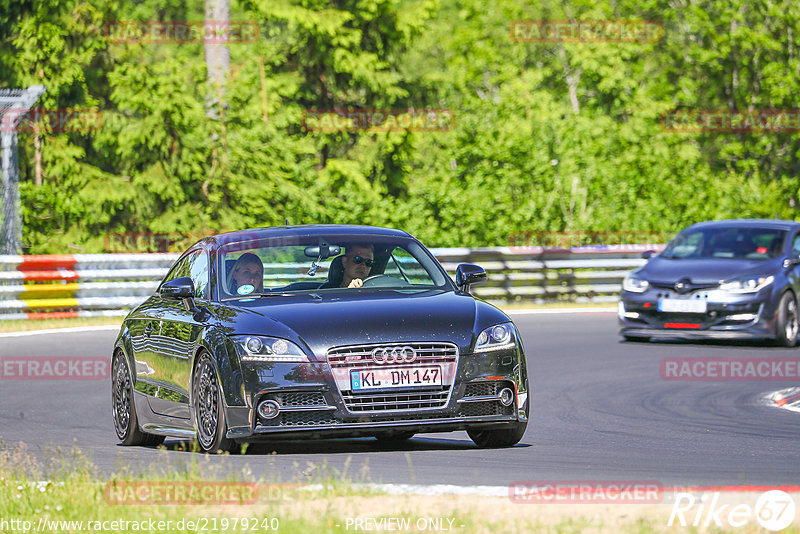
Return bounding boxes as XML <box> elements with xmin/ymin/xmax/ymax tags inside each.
<box><xmin>0</xmin><ymin>244</ymin><xmax>664</xmax><ymax>320</ymax></box>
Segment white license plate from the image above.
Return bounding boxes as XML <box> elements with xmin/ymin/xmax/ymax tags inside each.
<box><xmin>350</xmin><ymin>366</ymin><xmax>442</xmax><ymax>391</ymax></box>
<box><xmin>658</xmin><ymin>299</ymin><xmax>707</xmax><ymax>313</ymax></box>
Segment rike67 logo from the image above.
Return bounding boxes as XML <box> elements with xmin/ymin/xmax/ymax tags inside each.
<box><xmin>669</xmin><ymin>490</ymin><xmax>796</xmax><ymax>531</ymax></box>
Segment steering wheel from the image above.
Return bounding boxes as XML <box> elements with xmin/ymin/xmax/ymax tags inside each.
<box><xmin>360</xmin><ymin>274</ymin><xmax>399</xmax><ymax>287</ymax></box>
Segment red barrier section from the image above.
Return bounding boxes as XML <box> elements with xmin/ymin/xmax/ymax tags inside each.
<box><xmin>17</xmin><ymin>270</ymin><xmax>80</xmax><ymax>281</ymax></box>
<box><xmin>25</xmin><ymin>311</ymin><xmax>80</xmax><ymax>320</ymax></box>
<box><xmin>18</xmin><ymin>255</ymin><xmax>78</xmax><ymax>281</ymax></box>
<box><xmin>18</xmin><ymin>255</ymin><xmax>77</xmax><ymax>270</ymax></box>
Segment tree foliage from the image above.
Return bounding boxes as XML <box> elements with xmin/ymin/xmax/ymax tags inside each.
<box><xmin>0</xmin><ymin>0</ymin><xmax>798</xmax><ymax>252</ymax></box>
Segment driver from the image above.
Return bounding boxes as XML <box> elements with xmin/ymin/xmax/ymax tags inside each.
<box><xmin>228</xmin><ymin>252</ymin><xmax>264</xmax><ymax>295</ymax></box>
<box><xmin>341</xmin><ymin>244</ymin><xmax>374</xmax><ymax>288</ymax></box>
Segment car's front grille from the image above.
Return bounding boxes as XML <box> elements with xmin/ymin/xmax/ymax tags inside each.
<box><xmin>459</xmin><ymin>381</ymin><xmax>515</xmax><ymax>417</ymax></box>
<box><xmin>270</xmin><ymin>392</ymin><xmax>327</xmax><ymax>406</ymax></box>
<box><xmin>279</xmin><ymin>411</ymin><xmax>337</xmax><ymax>426</ymax></box>
<box><xmin>327</xmin><ymin>342</ymin><xmax>458</xmax><ymax>369</ymax></box>
<box><xmin>341</xmin><ymin>387</ymin><xmax>450</xmax><ymax>412</ymax></box>
<box><xmin>327</xmin><ymin>342</ymin><xmax>459</xmax><ymax>413</ymax></box>
<box><xmin>458</xmin><ymin>401</ymin><xmax>509</xmax><ymax>417</ymax></box>
<box><xmin>464</xmin><ymin>381</ymin><xmax>501</xmax><ymax>397</ymax></box>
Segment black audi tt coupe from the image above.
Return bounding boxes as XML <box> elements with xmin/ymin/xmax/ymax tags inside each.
<box><xmin>619</xmin><ymin>219</ymin><xmax>800</xmax><ymax>346</ymax></box>
<box><xmin>111</xmin><ymin>225</ymin><xmax>529</xmax><ymax>452</ymax></box>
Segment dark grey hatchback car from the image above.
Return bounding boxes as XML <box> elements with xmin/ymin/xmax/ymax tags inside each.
<box><xmin>112</xmin><ymin>225</ymin><xmax>529</xmax><ymax>452</ymax></box>
<box><xmin>619</xmin><ymin>219</ymin><xmax>800</xmax><ymax>346</ymax></box>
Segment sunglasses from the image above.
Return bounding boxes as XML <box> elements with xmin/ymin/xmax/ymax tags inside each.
<box><xmin>349</xmin><ymin>255</ymin><xmax>374</xmax><ymax>267</ymax></box>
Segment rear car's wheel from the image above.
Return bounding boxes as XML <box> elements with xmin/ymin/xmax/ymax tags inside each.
<box><xmin>467</xmin><ymin>421</ymin><xmax>527</xmax><ymax>448</ymax></box>
<box><xmin>192</xmin><ymin>352</ymin><xmax>239</xmax><ymax>453</ymax></box>
<box><xmin>112</xmin><ymin>351</ymin><xmax>165</xmax><ymax>446</ymax></box>
<box><xmin>374</xmin><ymin>431</ymin><xmax>415</xmax><ymax>443</ymax></box>
<box><xmin>775</xmin><ymin>291</ymin><xmax>799</xmax><ymax>347</ymax></box>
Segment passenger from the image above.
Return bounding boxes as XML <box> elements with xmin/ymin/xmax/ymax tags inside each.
<box><xmin>228</xmin><ymin>253</ymin><xmax>264</xmax><ymax>294</ymax></box>
<box><xmin>341</xmin><ymin>244</ymin><xmax>374</xmax><ymax>288</ymax></box>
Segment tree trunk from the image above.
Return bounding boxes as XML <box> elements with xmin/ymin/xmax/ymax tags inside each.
<box><xmin>204</xmin><ymin>0</ymin><xmax>230</xmax><ymax>118</ymax></box>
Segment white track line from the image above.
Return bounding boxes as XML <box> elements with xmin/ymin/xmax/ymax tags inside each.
<box><xmin>301</xmin><ymin>483</ymin><xmax>510</xmax><ymax>497</ymax></box>
<box><xmin>0</xmin><ymin>325</ymin><xmax>120</xmax><ymax>338</ymax></box>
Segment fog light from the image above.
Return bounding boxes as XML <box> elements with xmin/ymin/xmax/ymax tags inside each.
<box><xmin>499</xmin><ymin>388</ymin><xmax>514</xmax><ymax>407</ymax></box>
<box><xmin>257</xmin><ymin>399</ymin><xmax>280</xmax><ymax>420</ymax></box>
<box><xmin>728</xmin><ymin>313</ymin><xmax>756</xmax><ymax>321</ymax></box>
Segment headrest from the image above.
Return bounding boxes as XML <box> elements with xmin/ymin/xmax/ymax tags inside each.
<box><xmin>325</xmin><ymin>255</ymin><xmax>344</xmax><ymax>287</ymax></box>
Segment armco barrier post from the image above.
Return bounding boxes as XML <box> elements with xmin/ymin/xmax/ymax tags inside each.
<box><xmin>0</xmin><ymin>86</ymin><xmax>46</xmax><ymax>254</ymax></box>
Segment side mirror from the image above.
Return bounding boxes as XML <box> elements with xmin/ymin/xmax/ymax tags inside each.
<box><xmin>160</xmin><ymin>276</ymin><xmax>195</xmax><ymax>299</ymax></box>
<box><xmin>456</xmin><ymin>263</ymin><xmax>487</xmax><ymax>290</ymax></box>
<box><xmin>784</xmin><ymin>257</ymin><xmax>800</xmax><ymax>269</ymax></box>
<box><xmin>641</xmin><ymin>250</ymin><xmax>655</xmax><ymax>260</ymax></box>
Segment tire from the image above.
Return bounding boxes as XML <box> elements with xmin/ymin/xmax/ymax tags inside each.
<box><xmin>623</xmin><ymin>335</ymin><xmax>650</xmax><ymax>343</ymax></box>
<box><xmin>374</xmin><ymin>431</ymin><xmax>415</xmax><ymax>443</ymax></box>
<box><xmin>775</xmin><ymin>291</ymin><xmax>799</xmax><ymax>347</ymax></box>
<box><xmin>467</xmin><ymin>421</ymin><xmax>527</xmax><ymax>448</ymax></box>
<box><xmin>111</xmin><ymin>351</ymin><xmax>165</xmax><ymax>446</ymax></box>
<box><xmin>192</xmin><ymin>352</ymin><xmax>239</xmax><ymax>453</ymax></box>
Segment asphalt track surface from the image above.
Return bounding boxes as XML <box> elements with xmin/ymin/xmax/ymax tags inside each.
<box><xmin>3</xmin><ymin>312</ymin><xmax>800</xmax><ymax>487</ymax></box>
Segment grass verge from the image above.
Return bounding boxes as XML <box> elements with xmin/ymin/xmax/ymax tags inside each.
<box><xmin>0</xmin><ymin>316</ymin><xmax>122</xmax><ymax>333</ymax></box>
<box><xmin>2</xmin><ymin>439</ymin><xmax>795</xmax><ymax>533</ymax></box>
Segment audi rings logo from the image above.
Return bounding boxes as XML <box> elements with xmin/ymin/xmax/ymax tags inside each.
<box><xmin>371</xmin><ymin>346</ymin><xmax>417</xmax><ymax>364</ymax></box>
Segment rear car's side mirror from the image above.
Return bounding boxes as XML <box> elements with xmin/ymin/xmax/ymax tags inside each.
<box><xmin>784</xmin><ymin>256</ymin><xmax>800</xmax><ymax>269</ymax></box>
<box><xmin>160</xmin><ymin>276</ymin><xmax>195</xmax><ymax>299</ymax></box>
<box><xmin>641</xmin><ymin>250</ymin><xmax>655</xmax><ymax>260</ymax></box>
<box><xmin>456</xmin><ymin>263</ymin><xmax>487</xmax><ymax>290</ymax></box>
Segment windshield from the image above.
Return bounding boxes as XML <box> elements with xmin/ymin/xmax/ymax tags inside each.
<box><xmin>661</xmin><ymin>227</ymin><xmax>787</xmax><ymax>260</ymax></box>
<box><xmin>217</xmin><ymin>234</ymin><xmax>450</xmax><ymax>299</ymax></box>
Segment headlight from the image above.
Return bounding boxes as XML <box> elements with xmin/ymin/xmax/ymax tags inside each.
<box><xmin>718</xmin><ymin>275</ymin><xmax>774</xmax><ymax>294</ymax></box>
<box><xmin>475</xmin><ymin>323</ymin><xmax>516</xmax><ymax>352</ymax></box>
<box><xmin>623</xmin><ymin>276</ymin><xmax>649</xmax><ymax>293</ymax></box>
<box><xmin>230</xmin><ymin>335</ymin><xmax>309</xmax><ymax>362</ymax></box>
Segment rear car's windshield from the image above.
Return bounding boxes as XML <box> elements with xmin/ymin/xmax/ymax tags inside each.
<box><xmin>217</xmin><ymin>234</ymin><xmax>450</xmax><ymax>299</ymax></box>
<box><xmin>661</xmin><ymin>227</ymin><xmax>787</xmax><ymax>260</ymax></box>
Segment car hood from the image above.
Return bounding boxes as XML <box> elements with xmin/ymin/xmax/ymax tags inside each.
<box><xmin>639</xmin><ymin>256</ymin><xmax>782</xmax><ymax>285</ymax></box>
<box><xmin>214</xmin><ymin>289</ymin><xmax>509</xmax><ymax>360</ymax></box>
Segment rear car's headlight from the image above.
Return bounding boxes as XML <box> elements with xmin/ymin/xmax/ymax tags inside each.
<box><xmin>475</xmin><ymin>323</ymin><xmax>516</xmax><ymax>352</ymax></box>
<box><xmin>623</xmin><ymin>276</ymin><xmax>649</xmax><ymax>293</ymax></box>
<box><xmin>230</xmin><ymin>335</ymin><xmax>309</xmax><ymax>362</ymax></box>
<box><xmin>718</xmin><ymin>275</ymin><xmax>774</xmax><ymax>294</ymax></box>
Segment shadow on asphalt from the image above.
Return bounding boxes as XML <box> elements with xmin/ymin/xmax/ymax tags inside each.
<box><xmin>153</xmin><ymin>436</ymin><xmax>531</xmax><ymax>455</ymax></box>
<box><xmin>621</xmin><ymin>337</ymin><xmax>791</xmax><ymax>349</ymax></box>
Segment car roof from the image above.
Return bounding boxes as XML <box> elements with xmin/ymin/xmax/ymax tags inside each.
<box><xmin>202</xmin><ymin>224</ymin><xmax>413</xmax><ymax>248</ymax></box>
<box><xmin>684</xmin><ymin>219</ymin><xmax>800</xmax><ymax>231</ymax></box>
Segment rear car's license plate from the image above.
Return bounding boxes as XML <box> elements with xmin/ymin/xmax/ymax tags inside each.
<box><xmin>658</xmin><ymin>298</ymin><xmax>707</xmax><ymax>313</ymax></box>
<box><xmin>350</xmin><ymin>366</ymin><xmax>442</xmax><ymax>390</ymax></box>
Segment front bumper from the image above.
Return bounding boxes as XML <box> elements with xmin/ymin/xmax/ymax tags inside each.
<box><xmin>224</xmin><ymin>341</ymin><xmax>528</xmax><ymax>441</ymax></box>
<box><xmin>618</xmin><ymin>287</ymin><xmax>777</xmax><ymax>340</ymax></box>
